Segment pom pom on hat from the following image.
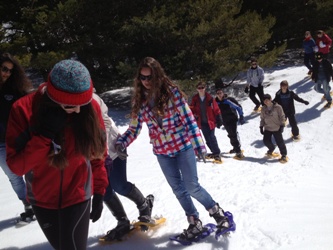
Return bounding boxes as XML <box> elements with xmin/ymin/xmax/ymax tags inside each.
<box><xmin>47</xmin><ymin>60</ymin><xmax>93</xmax><ymax>106</ymax></box>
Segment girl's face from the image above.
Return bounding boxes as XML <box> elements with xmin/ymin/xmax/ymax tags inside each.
<box><xmin>139</xmin><ymin>67</ymin><xmax>152</xmax><ymax>90</ymax></box>
<box><xmin>264</xmin><ymin>98</ymin><xmax>272</xmax><ymax>106</ymax></box>
<box><xmin>60</xmin><ymin>104</ymin><xmax>81</xmax><ymax>114</ymax></box>
<box><xmin>0</xmin><ymin>61</ymin><xmax>14</xmax><ymax>83</ymax></box>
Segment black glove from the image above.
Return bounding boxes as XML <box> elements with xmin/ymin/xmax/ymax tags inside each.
<box><xmin>239</xmin><ymin>115</ymin><xmax>245</xmax><ymax>125</ymax></box>
<box><xmin>279</xmin><ymin>126</ymin><xmax>284</xmax><ymax>133</ymax></box>
<box><xmin>304</xmin><ymin>100</ymin><xmax>309</xmax><ymax>105</ymax></box>
<box><xmin>38</xmin><ymin>107</ymin><xmax>67</xmax><ymax>139</ymax></box>
<box><xmin>244</xmin><ymin>86</ymin><xmax>249</xmax><ymax>94</ymax></box>
<box><xmin>115</xmin><ymin>144</ymin><xmax>128</xmax><ymax>160</ymax></box>
<box><xmin>260</xmin><ymin>126</ymin><xmax>264</xmax><ymax>135</ymax></box>
<box><xmin>90</xmin><ymin>194</ymin><xmax>104</xmax><ymax>223</ymax></box>
<box><xmin>216</xmin><ymin>115</ymin><xmax>223</xmax><ymax>129</ymax></box>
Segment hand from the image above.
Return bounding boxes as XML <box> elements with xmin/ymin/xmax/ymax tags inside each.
<box><xmin>319</xmin><ymin>41</ymin><xmax>326</xmax><ymax>48</ymax></box>
<box><xmin>239</xmin><ymin>115</ymin><xmax>245</xmax><ymax>125</ymax></box>
<box><xmin>313</xmin><ymin>46</ymin><xmax>319</xmax><ymax>53</ymax></box>
<box><xmin>304</xmin><ymin>100</ymin><xmax>309</xmax><ymax>105</ymax></box>
<box><xmin>244</xmin><ymin>86</ymin><xmax>249</xmax><ymax>94</ymax></box>
<box><xmin>279</xmin><ymin>126</ymin><xmax>284</xmax><ymax>133</ymax></box>
<box><xmin>115</xmin><ymin>144</ymin><xmax>128</xmax><ymax>160</ymax></box>
<box><xmin>90</xmin><ymin>194</ymin><xmax>104</xmax><ymax>223</ymax></box>
<box><xmin>38</xmin><ymin>107</ymin><xmax>67</xmax><ymax>139</ymax></box>
<box><xmin>260</xmin><ymin>126</ymin><xmax>264</xmax><ymax>135</ymax></box>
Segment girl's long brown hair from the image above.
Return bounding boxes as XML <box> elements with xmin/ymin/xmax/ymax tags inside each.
<box><xmin>0</xmin><ymin>52</ymin><xmax>32</xmax><ymax>94</ymax></box>
<box><xmin>131</xmin><ymin>57</ymin><xmax>186</xmax><ymax>117</ymax></box>
<box><xmin>34</xmin><ymin>93</ymin><xmax>106</xmax><ymax>170</ymax></box>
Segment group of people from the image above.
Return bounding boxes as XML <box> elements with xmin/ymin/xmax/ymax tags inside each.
<box><xmin>1</xmin><ymin>55</ymin><xmax>234</xmax><ymax>249</ymax></box>
<box><xmin>0</xmin><ymin>30</ymin><xmax>331</xmax><ymax>247</ymax></box>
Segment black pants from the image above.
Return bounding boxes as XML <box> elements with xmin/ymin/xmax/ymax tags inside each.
<box><xmin>249</xmin><ymin>85</ymin><xmax>264</xmax><ymax>106</ymax></box>
<box><xmin>201</xmin><ymin>122</ymin><xmax>220</xmax><ymax>155</ymax></box>
<box><xmin>263</xmin><ymin>130</ymin><xmax>287</xmax><ymax>156</ymax></box>
<box><xmin>32</xmin><ymin>200</ymin><xmax>91</xmax><ymax>250</ymax></box>
<box><xmin>286</xmin><ymin>114</ymin><xmax>299</xmax><ymax>136</ymax></box>
<box><xmin>224</xmin><ymin>121</ymin><xmax>241</xmax><ymax>152</ymax></box>
<box><xmin>304</xmin><ymin>53</ymin><xmax>315</xmax><ymax>71</ymax></box>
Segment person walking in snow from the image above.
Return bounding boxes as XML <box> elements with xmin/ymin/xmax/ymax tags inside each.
<box><xmin>245</xmin><ymin>57</ymin><xmax>265</xmax><ymax>111</ymax></box>
<box><xmin>0</xmin><ymin>52</ymin><xmax>34</xmax><ymax>221</ymax></box>
<box><xmin>260</xmin><ymin>94</ymin><xmax>288</xmax><ymax>162</ymax></box>
<box><xmin>116</xmin><ymin>57</ymin><xmax>234</xmax><ymax>242</ymax></box>
<box><xmin>190</xmin><ymin>81</ymin><xmax>223</xmax><ymax>163</ymax></box>
<box><xmin>93</xmin><ymin>93</ymin><xmax>153</xmax><ymax>241</ymax></box>
<box><xmin>302</xmin><ymin>31</ymin><xmax>317</xmax><ymax>75</ymax></box>
<box><xmin>311</xmin><ymin>52</ymin><xmax>333</xmax><ymax>108</ymax></box>
<box><xmin>6</xmin><ymin>60</ymin><xmax>108</xmax><ymax>250</ymax></box>
<box><xmin>215</xmin><ymin>89</ymin><xmax>245</xmax><ymax>159</ymax></box>
<box><xmin>315</xmin><ymin>30</ymin><xmax>332</xmax><ymax>58</ymax></box>
<box><xmin>273</xmin><ymin>80</ymin><xmax>309</xmax><ymax>141</ymax></box>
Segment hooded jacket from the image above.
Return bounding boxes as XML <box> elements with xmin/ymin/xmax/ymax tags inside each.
<box><xmin>260</xmin><ymin>103</ymin><xmax>285</xmax><ymax>132</ymax></box>
<box><xmin>273</xmin><ymin>89</ymin><xmax>308</xmax><ymax>115</ymax></box>
<box><xmin>6</xmin><ymin>86</ymin><xmax>108</xmax><ymax>209</ymax></box>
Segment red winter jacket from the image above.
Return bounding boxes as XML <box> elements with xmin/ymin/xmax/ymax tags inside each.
<box><xmin>6</xmin><ymin>87</ymin><xmax>108</xmax><ymax>209</ymax></box>
<box><xmin>316</xmin><ymin>33</ymin><xmax>332</xmax><ymax>54</ymax></box>
<box><xmin>190</xmin><ymin>92</ymin><xmax>221</xmax><ymax>130</ymax></box>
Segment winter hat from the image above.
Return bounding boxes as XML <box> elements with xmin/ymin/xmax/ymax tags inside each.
<box><xmin>315</xmin><ymin>52</ymin><xmax>324</xmax><ymax>60</ymax></box>
<box><xmin>46</xmin><ymin>60</ymin><xmax>93</xmax><ymax>106</ymax></box>
<box><xmin>263</xmin><ymin>94</ymin><xmax>272</xmax><ymax>100</ymax></box>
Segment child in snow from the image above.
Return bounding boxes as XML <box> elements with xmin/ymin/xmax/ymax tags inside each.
<box><xmin>273</xmin><ymin>80</ymin><xmax>309</xmax><ymax>140</ymax></box>
<box><xmin>260</xmin><ymin>94</ymin><xmax>288</xmax><ymax>162</ymax></box>
<box><xmin>215</xmin><ymin>89</ymin><xmax>245</xmax><ymax>159</ymax></box>
<box><xmin>93</xmin><ymin>93</ymin><xmax>153</xmax><ymax>241</ymax></box>
<box><xmin>116</xmin><ymin>57</ymin><xmax>233</xmax><ymax>242</ymax></box>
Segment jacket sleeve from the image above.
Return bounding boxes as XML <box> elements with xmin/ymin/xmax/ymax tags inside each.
<box><xmin>116</xmin><ymin>111</ymin><xmax>143</xmax><ymax>148</ymax></box>
<box><xmin>292</xmin><ymin>91</ymin><xmax>307</xmax><ymax>104</ymax></box>
<box><xmin>258</xmin><ymin>67</ymin><xmax>265</xmax><ymax>84</ymax></box>
<box><xmin>6</xmin><ymin>100</ymin><xmax>52</xmax><ymax>176</ymax></box>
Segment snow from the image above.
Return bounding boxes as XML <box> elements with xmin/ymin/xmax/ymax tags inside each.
<box><xmin>1</xmin><ymin>65</ymin><xmax>333</xmax><ymax>250</ymax></box>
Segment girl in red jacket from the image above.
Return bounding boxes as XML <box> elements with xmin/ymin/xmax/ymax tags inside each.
<box><xmin>6</xmin><ymin>60</ymin><xmax>108</xmax><ymax>250</ymax></box>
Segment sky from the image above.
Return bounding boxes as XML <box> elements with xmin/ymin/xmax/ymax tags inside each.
<box><xmin>1</xmin><ymin>64</ymin><xmax>333</xmax><ymax>250</ymax></box>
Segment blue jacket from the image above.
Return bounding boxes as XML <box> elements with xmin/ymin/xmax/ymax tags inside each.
<box><xmin>303</xmin><ymin>37</ymin><xmax>316</xmax><ymax>54</ymax></box>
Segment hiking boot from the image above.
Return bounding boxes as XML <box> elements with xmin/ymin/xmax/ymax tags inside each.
<box><xmin>254</xmin><ymin>104</ymin><xmax>260</xmax><ymax>111</ymax></box>
<box><xmin>293</xmin><ymin>135</ymin><xmax>299</xmax><ymax>140</ymax></box>
<box><xmin>179</xmin><ymin>216</ymin><xmax>204</xmax><ymax>240</ymax></box>
<box><xmin>235</xmin><ymin>152</ymin><xmax>244</xmax><ymax>159</ymax></box>
<box><xmin>280</xmin><ymin>155</ymin><xmax>287</xmax><ymax>162</ymax></box>
<box><xmin>307</xmin><ymin>70</ymin><xmax>312</xmax><ymax>75</ymax></box>
<box><xmin>100</xmin><ymin>219</ymin><xmax>131</xmax><ymax>241</ymax></box>
<box><xmin>213</xmin><ymin>154</ymin><xmax>223</xmax><ymax>164</ymax></box>
<box><xmin>209</xmin><ymin>204</ymin><xmax>230</xmax><ymax>230</ymax></box>
<box><xmin>205</xmin><ymin>153</ymin><xmax>214</xmax><ymax>159</ymax></box>
<box><xmin>229</xmin><ymin>149</ymin><xmax>236</xmax><ymax>154</ymax></box>
<box><xmin>324</xmin><ymin>102</ymin><xmax>332</xmax><ymax>108</ymax></box>
<box><xmin>138</xmin><ymin>195</ymin><xmax>154</xmax><ymax>223</ymax></box>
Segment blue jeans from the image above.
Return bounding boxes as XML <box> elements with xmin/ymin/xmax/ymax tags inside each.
<box><xmin>0</xmin><ymin>143</ymin><xmax>27</xmax><ymax>201</ymax></box>
<box><xmin>314</xmin><ymin>79</ymin><xmax>332</xmax><ymax>102</ymax></box>
<box><xmin>157</xmin><ymin>147</ymin><xmax>216</xmax><ymax>219</ymax></box>
<box><xmin>104</xmin><ymin>156</ymin><xmax>132</xmax><ymax>201</ymax></box>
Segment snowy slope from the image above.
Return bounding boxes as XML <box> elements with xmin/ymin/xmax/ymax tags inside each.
<box><xmin>1</xmin><ymin>65</ymin><xmax>333</xmax><ymax>250</ymax></box>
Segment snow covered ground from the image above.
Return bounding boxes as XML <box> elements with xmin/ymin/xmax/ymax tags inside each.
<box><xmin>1</xmin><ymin>65</ymin><xmax>333</xmax><ymax>250</ymax></box>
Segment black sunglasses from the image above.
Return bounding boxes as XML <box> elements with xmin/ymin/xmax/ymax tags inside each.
<box><xmin>197</xmin><ymin>86</ymin><xmax>205</xmax><ymax>90</ymax></box>
<box><xmin>1</xmin><ymin>66</ymin><xmax>13</xmax><ymax>74</ymax></box>
<box><xmin>139</xmin><ymin>74</ymin><xmax>152</xmax><ymax>81</ymax></box>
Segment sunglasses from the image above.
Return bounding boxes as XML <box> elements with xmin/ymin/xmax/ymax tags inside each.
<box><xmin>139</xmin><ymin>74</ymin><xmax>152</xmax><ymax>81</ymax></box>
<box><xmin>1</xmin><ymin>66</ymin><xmax>13</xmax><ymax>74</ymax></box>
<box><xmin>251</xmin><ymin>63</ymin><xmax>257</xmax><ymax>66</ymax></box>
<box><xmin>216</xmin><ymin>92</ymin><xmax>223</xmax><ymax>95</ymax></box>
<box><xmin>197</xmin><ymin>86</ymin><xmax>205</xmax><ymax>90</ymax></box>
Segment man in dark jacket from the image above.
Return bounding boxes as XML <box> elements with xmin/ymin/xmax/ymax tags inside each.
<box><xmin>311</xmin><ymin>52</ymin><xmax>333</xmax><ymax>108</ymax></box>
<box><xmin>215</xmin><ymin>89</ymin><xmax>245</xmax><ymax>159</ymax></box>
<box><xmin>273</xmin><ymin>80</ymin><xmax>309</xmax><ymax>140</ymax></box>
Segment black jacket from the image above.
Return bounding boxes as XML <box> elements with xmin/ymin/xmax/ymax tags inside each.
<box><xmin>215</xmin><ymin>96</ymin><xmax>243</xmax><ymax>124</ymax></box>
<box><xmin>311</xmin><ymin>59</ymin><xmax>333</xmax><ymax>83</ymax></box>
<box><xmin>273</xmin><ymin>89</ymin><xmax>307</xmax><ymax>115</ymax></box>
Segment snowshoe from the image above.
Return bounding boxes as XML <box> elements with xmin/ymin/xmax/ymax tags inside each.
<box><xmin>279</xmin><ymin>155</ymin><xmax>289</xmax><ymax>164</ymax></box>
<box><xmin>99</xmin><ymin>220</ymin><xmax>134</xmax><ymax>242</ymax></box>
<box><xmin>233</xmin><ymin>151</ymin><xmax>245</xmax><ymax>160</ymax></box>
<box><xmin>138</xmin><ymin>194</ymin><xmax>154</xmax><ymax>231</ymax></box>
<box><xmin>265</xmin><ymin>150</ymin><xmax>280</xmax><ymax>158</ymax></box>
<box><xmin>214</xmin><ymin>211</ymin><xmax>236</xmax><ymax>239</ymax></box>
<box><xmin>324</xmin><ymin>102</ymin><xmax>332</xmax><ymax>109</ymax></box>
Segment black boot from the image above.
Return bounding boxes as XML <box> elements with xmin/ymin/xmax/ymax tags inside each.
<box><xmin>101</xmin><ymin>193</ymin><xmax>131</xmax><ymax>241</ymax></box>
<box><xmin>125</xmin><ymin>184</ymin><xmax>154</xmax><ymax>222</ymax></box>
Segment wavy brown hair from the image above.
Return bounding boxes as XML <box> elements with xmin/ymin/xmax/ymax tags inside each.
<box><xmin>131</xmin><ymin>57</ymin><xmax>186</xmax><ymax>117</ymax></box>
<box><xmin>33</xmin><ymin>93</ymin><xmax>106</xmax><ymax>170</ymax></box>
<box><xmin>0</xmin><ymin>52</ymin><xmax>32</xmax><ymax>94</ymax></box>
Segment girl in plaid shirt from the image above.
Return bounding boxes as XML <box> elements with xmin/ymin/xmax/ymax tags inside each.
<box><xmin>116</xmin><ymin>57</ymin><xmax>234</xmax><ymax>241</ymax></box>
